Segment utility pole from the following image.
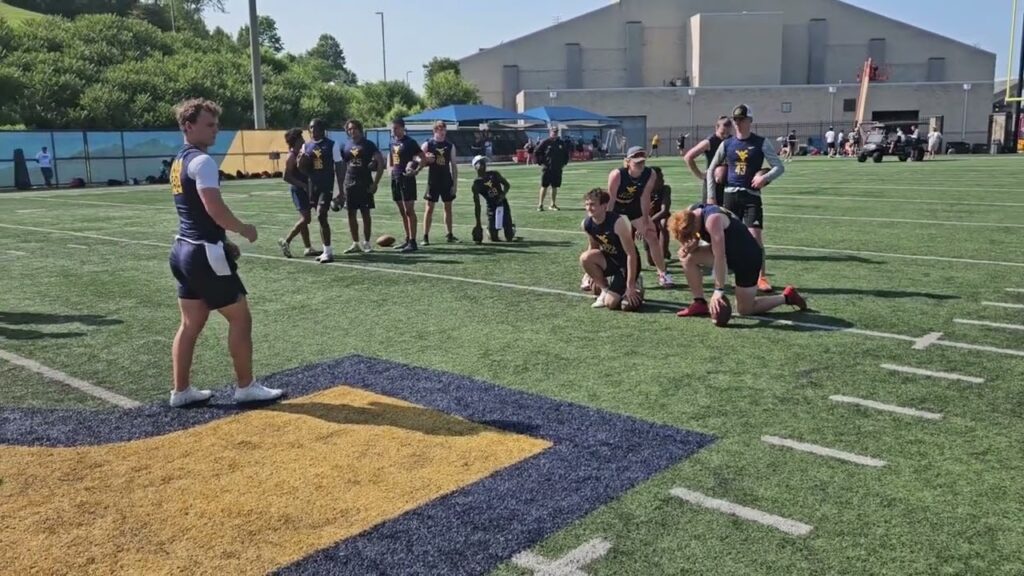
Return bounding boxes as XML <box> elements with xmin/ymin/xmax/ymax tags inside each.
<box><xmin>247</xmin><ymin>0</ymin><xmax>266</xmax><ymax>129</ymax></box>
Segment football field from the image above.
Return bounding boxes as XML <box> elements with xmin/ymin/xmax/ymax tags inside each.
<box><xmin>1</xmin><ymin>156</ymin><xmax>1023</xmax><ymax>575</ymax></box>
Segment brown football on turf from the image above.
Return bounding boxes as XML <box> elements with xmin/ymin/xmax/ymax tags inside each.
<box><xmin>711</xmin><ymin>295</ymin><xmax>732</xmax><ymax>327</ymax></box>
<box><xmin>376</xmin><ymin>234</ymin><xmax>397</xmax><ymax>247</ymax></box>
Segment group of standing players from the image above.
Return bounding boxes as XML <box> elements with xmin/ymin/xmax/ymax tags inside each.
<box><xmin>580</xmin><ymin>103</ymin><xmax>807</xmax><ymax>318</ymax></box>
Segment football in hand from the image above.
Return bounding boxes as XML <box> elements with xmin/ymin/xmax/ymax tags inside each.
<box><xmin>376</xmin><ymin>234</ymin><xmax>397</xmax><ymax>247</ymax></box>
<box><xmin>225</xmin><ymin>240</ymin><xmax>241</xmax><ymax>261</ymax></box>
<box><xmin>711</xmin><ymin>295</ymin><xmax>732</xmax><ymax>327</ymax></box>
<box><xmin>471</xmin><ymin>226</ymin><xmax>484</xmax><ymax>244</ymax></box>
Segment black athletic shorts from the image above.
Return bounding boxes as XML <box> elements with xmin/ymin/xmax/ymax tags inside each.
<box><xmin>391</xmin><ymin>175</ymin><xmax>416</xmax><ymax>202</ymax></box>
<box><xmin>723</xmin><ymin>189</ymin><xmax>764</xmax><ymax>229</ymax></box>
<box><xmin>425</xmin><ymin>182</ymin><xmax>455</xmax><ymax>203</ymax></box>
<box><xmin>309</xmin><ymin>179</ymin><xmax>333</xmax><ymax>209</ymax></box>
<box><xmin>601</xmin><ymin>252</ymin><xmax>640</xmax><ymax>296</ymax></box>
<box><xmin>344</xmin><ymin>184</ymin><xmax>374</xmax><ymax>211</ymax></box>
<box><xmin>541</xmin><ymin>168</ymin><xmax>563</xmax><ymax>189</ymax></box>
<box><xmin>613</xmin><ymin>198</ymin><xmax>644</xmax><ymax>222</ymax></box>
<box><xmin>702</xmin><ymin>180</ymin><xmax>725</xmax><ymax>206</ymax></box>
<box><xmin>730</xmin><ymin>245</ymin><xmax>764</xmax><ymax>289</ymax></box>
<box><xmin>169</xmin><ymin>238</ymin><xmax>247</xmax><ymax>310</ymax></box>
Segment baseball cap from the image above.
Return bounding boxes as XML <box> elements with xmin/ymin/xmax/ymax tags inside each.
<box><xmin>626</xmin><ymin>145</ymin><xmax>647</xmax><ymax>160</ymax></box>
<box><xmin>731</xmin><ymin>104</ymin><xmax>753</xmax><ymax>120</ymax></box>
<box><xmin>472</xmin><ymin>155</ymin><xmax>487</xmax><ymax>168</ymax></box>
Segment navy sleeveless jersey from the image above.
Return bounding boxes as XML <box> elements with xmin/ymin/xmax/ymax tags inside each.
<box><xmin>390</xmin><ymin>135</ymin><xmax>419</xmax><ymax>178</ymax></box>
<box><xmin>614</xmin><ymin>166</ymin><xmax>652</xmax><ymax>214</ymax></box>
<box><xmin>170</xmin><ymin>145</ymin><xmax>225</xmax><ymax>243</ymax></box>
<box><xmin>302</xmin><ymin>138</ymin><xmax>336</xmax><ymax>188</ymax></box>
<box><xmin>705</xmin><ymin>134</ymin><xmax>723</xmax><ymax>166</ymax></box>
<box><xmin>697</xmin><ymin>204</ymin><xmax>760</xmax><ymax>268</ymax></box>
<box><xmin>342</xmin><ymin>139</ymin><xmax>379</xmax><ymax>188</ymax></box>
<box><xmin>584</xmin><ymin>212</ymin><xmax>630</xmax><ymax>268</ymax></box>
<box><xmin>723</xmin><ymin>134</ymin><xmax>766</xmax><ymax>189</ymax></box>
<box><xmin>472</xmin><ymin>171</ymin><xmax>505</xmax><ymax>209</ymax></box>
<box><xmin>425</xmin><ymin>139</ymin><xmax>455</xmax><ymax>188</ymax></box>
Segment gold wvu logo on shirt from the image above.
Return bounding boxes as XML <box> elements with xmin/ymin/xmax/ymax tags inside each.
<box><xmin>619</xmin><ymin>185</ymin><xmax>637</xmax><ymax>202</ymax></box>
<box><xmin>595</xmin><ymin>233</ymin><xmax>618</xmax><ymax>255</ymax></box>
<box><xmin>350</xmin><ymin>146</ymin><xmax>363</xmax><ymax>167</ymax></box>
<box><xmin>434</xmin><ymin>147</ymin><xmax>447</xmax><ymax>166</ymax></box>
<box><xmin>170</xmin><ymin>159</ymin><xmax>183</xmax><ymax>195</ymax></box>
<box><xmin>391</xmin><ymin>145</ymin><xmax>401</xmax><ymax>165</ymax></box>
<box><xmin>735</xmin><ymin>149</ymin><xmax>749</xmax><ymax>176</ymax></box>
<box><xmin>312</xmin><ymin>148</ymin><xmax>325</xmax><ymax>170</ymax></box>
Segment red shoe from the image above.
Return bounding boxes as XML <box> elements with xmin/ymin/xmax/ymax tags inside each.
<box><xmin>783</xmin><ymin>286</ymin><xmax>808</xmax><ymax>311</ymax></box>
<box><xmin>757</xmin><ymin>276</ymin><xmax>774</xmax><ymax>293</ymax></box>
<box><xmin>677</xmin><ymin>299</ymin><xmax>710</xmax><ymax>317</ymax></box>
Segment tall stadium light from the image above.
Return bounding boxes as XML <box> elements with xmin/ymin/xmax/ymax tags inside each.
<box><xmin>248</xmin><ymin>0</ymin><xmax>266</xmax><ymax>129</ymax></box>
<box><xmin>406</xmin><ymin>70</ymin><xmax>413</xmax><ymax>85</ymax></box>
<box><xmin>961</xmin><ymin>83</ymin><xmax>972</xmax><ymax>141</ymax></box>
<box><xmin>688</xmin><ymin>87</ymin><xmax>697</xmax><ymax>131</ymax></box>
<box><xmin>375</xmin><ymin>11</ymin><xmax>387</xmax><ymax>81</ymax></box>
<box><xmin>828</xmin><ymin>85</ymin><xmax>837</xmax><ymax>127</ymax></box>
<box><xmin>169</xmin><ymin>0</ymin><xmax>176</xmax><ymax>33</ymax></box>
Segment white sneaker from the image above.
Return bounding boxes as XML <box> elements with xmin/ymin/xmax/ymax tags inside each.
<box><xmin>315</xmin><ymin>253</ymin><xmax>334</xmax><ymax>263</ymax></box>
<box><xmin>591</xmin><ymin>292</ymin><xmax>607</xmax><ymax>308</ymax></box>
<box><xmin>170</xmin><ymin>387</ymin><xmax>212</xmax><ymax>408</ymax></box>
<box><xmin>343</xmin><ymin>243</ymin><xmax>361</xmax><ymax>254</ymax></box>
<box><xmin>360</xmin><ymin>241</ymin><xmax>372</xmax><ymax>253</ymax></box>
<box><xmin>233</xmin><ymin>381</ymin><xmax>284</xmax><ymax>403</ymax></box>
<box><xmin>658</xmin><ymin>271</ymin><xmax>675</xmax><ymax>288</ymax></box>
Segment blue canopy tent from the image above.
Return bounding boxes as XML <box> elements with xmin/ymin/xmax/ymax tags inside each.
<box><xmin>521</xmin><ymin>106</ymin><xmax>619</xmax><ymax>127</ymax></box>
<box><xmin>403</xmin><ymin>104</ymin><xmax>543</xmax><ymax>126</ymax></box>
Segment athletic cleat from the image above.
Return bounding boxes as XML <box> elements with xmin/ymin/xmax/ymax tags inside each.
<box><xmin>658</xmin><ymin>271</ymin><xmax>675</xmax><ymax>288</ymax></box>
<box><xmin>169</xmin><ymin>387</ymin><xmax>212</xmax><ymax>408</ymax></box>
<box><xmin>343</xmin><ymin>243</ymin><xmax>361</xmax><ymax>254</ymax></box>
<box><xmin>315</xmin><ymin>253</ymin><xmax>334</xmax><ymax>264</ymax></box>
<box><xmin>550</xmin><ymin>205</ymin><xmax>560</xmax><ymax>211</ymax></box>
<box><xmin>422</xmin><ymin>235</ymin><xmax>430</xmax><ymax>246</ymax></box>
<box><xmin>676</xmin><ymin>299</ymin><xmax>710</xmax><ymax>317</ymax></box>
<box><xmin>580</xmin><ymin>274</ymin><xmax>594</xmax><ymax>292</ymax></box>
<box><xmin>783</xmin><ymin>285</ymin><xmax>808</xmax><ymax>311</ymax></box>
<box><xmin>303</xmin><ymin>248</ymin><xmax>321</xmax><ymax>257</ymax></box>
<box><xmin>394</xmin><ymin>239</ymin><xmax>410</xmax><ymax>251</ymax></box>
<box><xmin>400</xmin><ymin>241</ymin><xmax>418</xmax><ymax>253</ymax></box>
<box><xmin>277</xmin><ymin>239</ymin><xmax>292</xmax><ymax>258</ymax></box>
<box><xmin>757</xmin><ymin>276</ymin><xmax>774</xmax><ymax>293</ymax></box>
<box><xmin>360</xmin><ymin>241</ymin><xmax>372</xmax><ymax>253</ymax></box>
<box><xmin>591</xmin><ymin>292</ymin><xmax>608</xmax><ymax>308</ymax></box>
<box><xmin>537</xmin><ymin>205</ymin><xmax>544</xmax><ymax>212</ymax></box>
<box><xmin>446</xmin><ymin>234</ymin><xmax>460</xmax><ymax>243</ymax></box>
<box><xmin>233</xmin><ymin>381</ymin><xmax>284</xmax><ymax>403</ymax></box>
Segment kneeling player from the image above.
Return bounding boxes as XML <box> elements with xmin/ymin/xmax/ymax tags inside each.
<box><xmin>670</xmin><ymin>204</ymin><xmax>806</xmax><ymax>318</ymax></box>
<box><xmin>579</xmin><ymin>188</ymin><xmax>643</xmax><ymax>311</ymax></box>
<box><xmin>470</xmin><ymin>156</ymin><xmax>517</xmax><ymax>242</ymax></box>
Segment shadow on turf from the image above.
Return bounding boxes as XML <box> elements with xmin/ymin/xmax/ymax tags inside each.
<box><xmin>0</xmin><ymin>311</ymin><xmax>121</xmax><ymax>340</ymax></box>
<box><xmin>771</xmin><ymin>254</ymin><xmax>885</xmax><ymax>265</ymax></box>
<box><xmin>338</xmin><ymin>253</ymin><xmax>464</xmax><ymax>266</ymax></box>
<box><xmin>266</xmin><ymin>400</ymin><xmax>486</xmax><ymax>437</ymax></box>
<box><xmin>0</xmin><ymin>326</ymin><xmax>87</xmax><ymax>340</ymax></box>
<box><xmin>798</xmin><ymin>287</ymin><xmax>959</xmax><ymax>300</ymax></box>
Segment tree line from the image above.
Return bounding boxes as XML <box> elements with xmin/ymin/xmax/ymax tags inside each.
<box><xmin>0</xmin><ymin>4</ymin><xmax>480</xmax><ymax>130</ymax></box>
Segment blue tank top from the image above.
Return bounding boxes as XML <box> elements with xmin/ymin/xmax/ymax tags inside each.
<box><xmin>723</xmin><ymin>134</ymin><xmax>766</xmax><ymax>189</ymax></box>
<box><xmin>171</xmin><ymin>145</ymin><xmax>225</xmax><ymax>243</ymax></box>
<box><xmin>426</xmin><ymin>139</ymin><xmax>455</xmax><ymax>187</ymax></box>
<box><xmin>613</xmin><ymin>166</ymin><xmax>652</xmax><ymax>215</ymax></box>
<box><xmin>584</xmin><ymin>211</ymin><xmax>629</xmax><ymax>267</ymax></box>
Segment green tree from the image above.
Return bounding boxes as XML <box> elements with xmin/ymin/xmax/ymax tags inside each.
<box><xmin>6</xmin><ymin>0</ymin><xmax>138</xmax><ymax>18</ymax></box>
<box><xmin>348</xmin><ymin>80</ymin><xmax>422</xmax><ymax>128</ymax></box>
<box><xmin>422</xmin><ymin>56</ymin><xmax>459</xmax><ymax>82</ymax></box>
<box><xmin>423</xmin><ymin>69</ymin><xmax>480</xmax><ymax>109</ymax></box>
<box><xmin>305</xmin><ymin>33</ymin><xmax>356</xmax><ymax>85</ymax></box>
<box><xmin>236</xmin><ymin>14</ymin><xmax>283</xmax><ymax>53</ymax></box>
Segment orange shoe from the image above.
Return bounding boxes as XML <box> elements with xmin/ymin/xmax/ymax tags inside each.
<box><xmin>757</xmin><ymin>276</ymin><xmax>774</xmax><ymax>293</ymax></box>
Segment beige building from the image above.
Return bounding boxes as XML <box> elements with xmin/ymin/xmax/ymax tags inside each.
<box><xmin>460</xmin><ymin>0</ymin><xmax>995</xmax><ymax>145</ymax></box>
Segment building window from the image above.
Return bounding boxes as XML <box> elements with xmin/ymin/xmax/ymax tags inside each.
<box><xmin>843</xmin><ymin>98</ymin><xmax>856</xmax><ymax>112</ymax></box>
<box><xmin>781</xmin><ymin>102</ymin><xmax>792</xmax><ymax>113</ymax></box>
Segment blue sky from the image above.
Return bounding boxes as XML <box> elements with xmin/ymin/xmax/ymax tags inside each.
<box><xmin>205</xmin><ymin>0</ymin><xmax>1016</xmax><ymax>93</ymax></box>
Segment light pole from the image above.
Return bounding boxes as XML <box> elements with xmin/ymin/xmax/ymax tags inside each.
<box><xmin>688</xmin><ymin>87</ymin><xmax>696</xmax><ymax>133</ymax></box>
<box><xmin>406</xmin><ymin>70</ymin><xmax>413</xmax><ymax>86</ymax></box>
<box><xmin>961</xmin><ymin>83</ymin><xmax>972</xmax><ymax>141</ymax></box>
<box><xmin>375</xmin><ymin>11</ymin><xmax>387</xmax><ymax>81</ymax></box>
<box><xmin>247</xmin><ymin>0</ymin><xmax>265</xmax><ymax>129</ymax></box>
<box><xmin>828</xmin><ymin>85</ymin><xmax>837</xmax><ymax>128</ymax></box>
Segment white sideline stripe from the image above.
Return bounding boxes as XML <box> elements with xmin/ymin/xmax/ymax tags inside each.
<box><xmin>669</xmin><ymin>488</ymin><xmax>813</xmax><ymax>536</ymax></box>
<box><xmin>1006</xmin><ymin>288</ymin><xmax>1024</xmax><ymax>293</ymax></box>
<box><xmin>954</xmin><ymin>318</ymin><xmax>1024</xmax><ymax>331</ymax></box>
<box><xmin>764</xmin><ymin>212</ymin><xmax>1024</xmax><ymax>229</ymax></box>
<box><xmin>761</xmin><ymin>435</ymin><xmax>887</xmax><ymax>467</ymax></box>
<box><xmin>512</xmin><ymin>538</ymin><xmax>612</xmax><ymax>575</ymax></box>
<box><xmin>767</xmin><ymin>193</ymin><xmax>1024</xmax><ymax>208</ymax></box>
<box><xmin>15</xmin><ymin>208</ymin><xmax>46</xmax><ymax>213</ymax></box>
<box><xmin>5</xmin><ymin>222</ymin><xmax>1024</xmax><ymax>359</ymax></box>
<box><xmin>912</xmin><ymin>331</ymin><xmax>944</xmax><ymax>350</ymax></box>
<box><xmin>5</xmin><ymin>250</ymin><xmax>26</xmax><ymax>255</ymax></box>
<box><xmin>829</xmin><ymin>395</ymin><xmax>942</xmax><ymax>420</ymax></box>
<box><xmin>27</xmin><ymin>196</ymin><xmax>1024</xmax><ymax>269</ymax></box>
<box><xmin>880</xmin><ymin>363</ymin><xmax>984</xmax><ymax>384</ymax></box>
<box><xmin>0</xmin><ymin>348</ymin><xmax>140</xmax><ymax>408</ymax></box>
<box><xmin>67</xmin><ymin>244</ymin><xmax>88</xmax><ymax>249</ymax></box>
<box><xmin>982</xmin><ymin>301</ymin><xmax>1024</xmax><ymax>309</ymax></box>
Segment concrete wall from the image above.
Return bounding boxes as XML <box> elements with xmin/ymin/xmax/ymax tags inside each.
<box><xmin>520</xmin><ymin>81</ymin><xmax>994</xmax><ymax>141</ymax></box>
<box><xmin>460</xmin><ymin>0</ymin><xmax>995</xmax><ymax>109</ymax></box>
<box><xmin>692</xmin><ymin>12</ymin><xmax>783</xmax><ymax>87</ymax></box>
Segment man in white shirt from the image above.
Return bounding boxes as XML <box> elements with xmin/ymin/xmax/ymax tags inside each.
<box><xmin>824</xmin><ymin>127</ymin><xmax>836</xmax><ymax>157</ymax></box>
<box><xmin>35</xmin><ymin>146</ymin><xmax>53</xmax><ymax>187</ymax></box>
<box><xmin>927</xmin><ymin>129</ymin><xmax>942</xmax><ymax>160</ymax></box>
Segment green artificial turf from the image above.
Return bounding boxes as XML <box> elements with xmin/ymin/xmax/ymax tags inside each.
<box><xmin>1</xmin><ymin>156</ymin><xmax>1023</xmax><ymax>575</ymax></box>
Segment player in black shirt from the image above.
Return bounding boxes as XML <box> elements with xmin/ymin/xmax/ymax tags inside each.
<box><xmin>470</xmin><ymin>155</ymin><xmax>517</xmax><ymax>243</ymax></box>
<box><xmin>421</xmin><ymin>121</ymin><xmax>459</xmax><ymax>245</ymax></box>
<box><xmin>683</xmin><ymin>115</ymin><xmax>732</xmax><ymax>205</ymax></box>
<box><xmin>580</xmin><ymin>188</ymin><xmax>643</xmax><ymax>311</ymax></box>
<box><xmin>340</xmin><ymin>119</ymin><xmax>385</xmax><ymax>254</ymax></box>
<box><xmin>535</xmin><ymin>126</ymin><xmax>569</xmax><ymax>211</ymax></box>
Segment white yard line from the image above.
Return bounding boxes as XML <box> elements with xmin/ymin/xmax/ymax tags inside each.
<box><xmin>982</xmin><ymin>301</ymin><xmax>1024</xmax><ymax>309</ymax></box>
<box><xmin>669</xmin><ymin>488</ymin><xmax>813</xmax><ymax>536</ymax></box>
<box><xmin>829</xmin><ymin>395</ymin><xmax>942</xmax><ymax>420</ymax></box>
<box><xmin>5</xmin><ymin>250</ymin><xmax>27</xmax><ymax>255</ymax></box>
<box><xmin>0</xmin><ymin>348</ymin><xmax>140</xmax><ymax>408</ymax></box>
<box><xmin>1006</xmin><ymin>288</ymin><xmax>1024</xmax><ymax>293</ymax></box>
<box><xmin>880</xmin><ymin>363</ymin><xmax>984</xmax><ymax>384</ymax></box>
<box><xmin>67</xmin><ymin>244</ymin><xmax>88</xmax><ymax>249</ymax></box>
<box><xmin>512</xmin><ymin>538</ymin><xmax>612</xmax><ymax>576</ymax></box>
<box><xmin>953</xmin><ymin>318</ymin><xmax>1024</xmax><ymax>331</ymax></box>
<box><xmin>761</xmin><ymin>435</ymin><xmax>887</xmax><ymax>467</ymax></box>
<box><xmin>766</xmin><ymin>193</ymin><xmax>1024</xmax><ymax>207</ymax></box>
<box><xmin>3</xmin><ymin>222</ymin><xmax>1024</xmax><ymax>359</ymax></box>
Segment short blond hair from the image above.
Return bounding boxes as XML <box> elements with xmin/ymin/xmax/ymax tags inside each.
<box><xmin>433</xmin><ymin>120</ymin><xmax>447</xmax><ymax>130</ymax></box>
<box><xmin>174</xmin><ymin>98</ymin><xmax>222</xmax><ymax>130</ymax></box>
